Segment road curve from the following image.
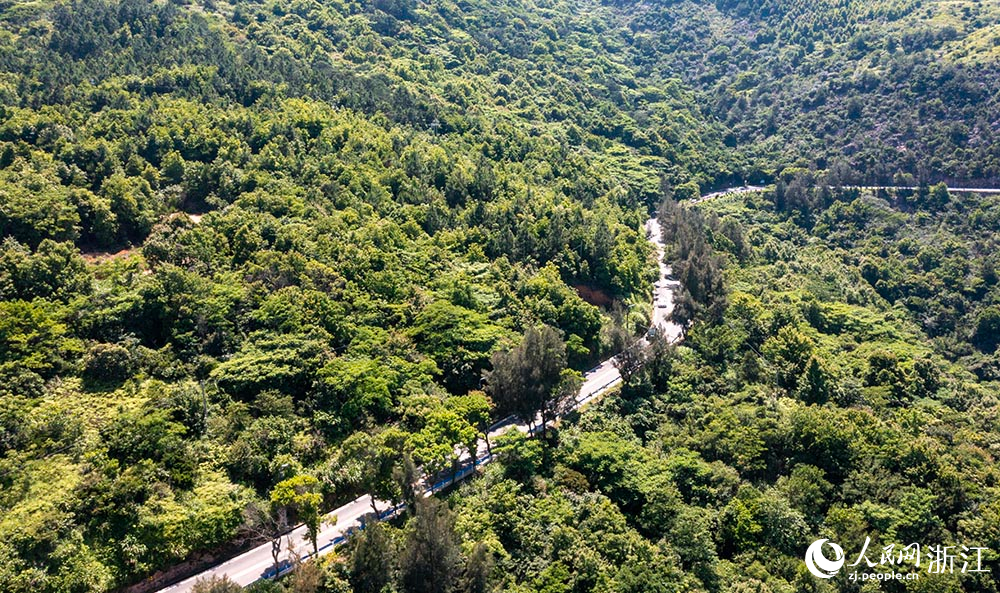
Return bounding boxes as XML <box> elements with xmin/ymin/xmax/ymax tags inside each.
<box><xmin>160</xmin><ymin>181</ymin><xmax>1000</xmax><ymax>590</ymax></box>
<box><xmin>156</xmin><ymin>217</ymin><xmax>683</xmax><ymax>592</ymax></box>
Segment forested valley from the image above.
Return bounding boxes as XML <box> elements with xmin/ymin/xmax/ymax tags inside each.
<box><xmin>1</xmin><ymin>0</ymin><xmax>998</xmax><ymax>592</ymax></box>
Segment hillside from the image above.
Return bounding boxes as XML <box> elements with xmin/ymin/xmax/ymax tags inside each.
<box><xmin>623</xmin><ymin>0</ymin><xmax>1000</xmax><ymax>185</ymax></box>
<box><xmin>0</xmin><ymin>0</ymin><xmax>998</xmax><ymax>592</ymax></box>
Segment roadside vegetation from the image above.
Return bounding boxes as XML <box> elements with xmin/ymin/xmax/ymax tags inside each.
<box><xmin>1</xmin><ymin>0</ymin><xmax>999</xmax><ymax>592</ymax></box>
<box><xmin>247</xmin><ymin>185</ymin><xmax>1000</xmax><ymax>593</ymax></box>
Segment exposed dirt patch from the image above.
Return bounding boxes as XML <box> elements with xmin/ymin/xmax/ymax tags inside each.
<box><xmin>80</xmin><ymin>247</ymin><xmax>137</xmax><ymax>264</ymax></box>
<box><xmin>573</xmin><ymin>284</ymin><xmax>614</xmax><ymax>308</ymax></box>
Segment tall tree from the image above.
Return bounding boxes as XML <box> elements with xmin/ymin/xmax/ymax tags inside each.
<box><xmin>485</xmin><ymin>325</ymin><xmax>573</xmax><ymax>439</ymax></box>
<box><xmin>408</xmin><ymin>406</ymin><xmax>476</xmax><ymax>485</ymax></box>
<box><xmin>400</xmin><ymin>497</ymin><xmax>461</xmax><ymax>593</ymax></box>
<box><xmin>611</xmin><ymin>325</ymin><xmax>647</xmax><ymax>387</ymax></box>
<box><xmin>446</xmin><ymin>391</ymin><xmax>494</xmax><ymax>459</ymax></box>
<box><xmin>463</xmin><ymin>542</ymin><xmax>493</xmax><ymax>593</ymax></box>
<box><xmin>392</xmin><ymin>452</ymin><xmax>419</xmax><ymax>513</ymax></box>
<box><xmin>270</xmin><ymin>475</ymin><xmax>323</xmax><ymax>554</ymax></box>
<box><xmin>326</xmin><ymin>429</ymin><xmax>407</xmax><ymax>516</ymax></box>
<box><xmin>349</xmin><ymin>522</ymin><xmax>395</xmax><ymax>593</ymax></box>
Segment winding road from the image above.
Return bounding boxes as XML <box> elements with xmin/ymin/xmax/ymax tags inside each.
<box><xmin>155</xmin><ymin>216</ymin><xmax>684</xmax><ymax>592</ymax></box>
<box><xmin>155</xmin><ymin>181</ymin><xmax>999</xmax><ymax>591</ymax></box>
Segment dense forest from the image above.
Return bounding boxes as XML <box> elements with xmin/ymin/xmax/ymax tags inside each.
<box><xmin>1</xmin><ymin>0</ymin><xmax>998</xmax><ymax>592</ymax></box>
<box><xmin>307</xmin><ymin>188</ymin><xmax>1000</xmax><ymax>593</ymax></box>
<box><xmin>629</xmin><ymin>0</ymin><xmax>1000</xmax><ymax>185</ymax></box>
<box><xmin>234</xmin><ymin>186</ymin><xmax>1000</xmax><ymax>593</ymax></box>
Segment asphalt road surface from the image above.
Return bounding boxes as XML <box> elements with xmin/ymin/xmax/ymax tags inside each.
<box><xmin>156</xmin><ymin>215</ymin><xmax>683</xmax><ymax>592</ymax></box>
<box><xmin>691</xmin><ymin>185</ymin><xmax>1000</xmax><ymax>205</ymax></box>
<box><xmin>162</xmin><ymin>182</ymin><xmax>1000</xmax><ymax>590</ymax></box>
<box><xmin>848</xmin><ymin>185</ymin><xmax>1000</xmax><ymax>193</ymax></box>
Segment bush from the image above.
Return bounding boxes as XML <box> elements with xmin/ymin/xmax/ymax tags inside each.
<box><xmin>192</xmin><ymin>575</ymin><xmax>241</xmax><ymax>593</ymax></box>
<box><xmin>82</xmin><ymin>342</ymin><xmax>134</xmax><ymax>387</ymax></box>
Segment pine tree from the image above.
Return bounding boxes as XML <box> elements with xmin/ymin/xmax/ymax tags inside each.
<box><xmin>350</xmin><ymin>522</ymin><xmax>395</xmax><ymax>593</ymax></box>
<box><xmin>400</xmin><ymin>498</ymin><xmax>461</xmax><ymax>593</ymax></box>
